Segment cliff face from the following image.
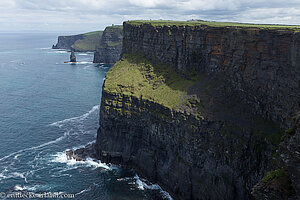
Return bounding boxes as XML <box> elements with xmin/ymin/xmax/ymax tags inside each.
<box><xmin>52</xmin><ymin>31</ymin><xmax>103</xmax><ymax>52</ymax></box>
<box><xmin>280</xmin><ymin>114</ymin><xmax>300</xmax><ymax>196</ymax></box>
<box><xmin>93</xmin><ymin>26</ymin><xmax>123</xmax><ymax>64</ymax></box>
<box><xmin>96</xmin><ymin>22</ymin><xmax>300</xmax><ymax>200</ymax></box>
<box><xmin>122</xmin><ymin>23</ymin><xmax>300</xmax><ymax>127</ymax></box>
<box><xmin>53</xmin><ymin>34</ymin><xmax>84</xmax><ymax>50</ymax></box>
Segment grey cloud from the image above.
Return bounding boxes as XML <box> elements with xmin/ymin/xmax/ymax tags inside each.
<box><xmin>0</xmin><ymin>0</ymin><xmax>299</xmax><ymax>32</ymax></box>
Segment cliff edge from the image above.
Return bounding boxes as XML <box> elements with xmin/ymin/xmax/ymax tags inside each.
<box><xmin>96</xmin><ymin>20</ymin><xmax>300</xmax><ymax>200</ymax></box>
<box><xmin>93</xmin><ymin>25</ymin><xmax>123</xmax><ymax>64</ymax></box>
<box><xmin>52</xmin><ymin>31</ymin><xmax>103</xmax><ymax>52</ymax></box>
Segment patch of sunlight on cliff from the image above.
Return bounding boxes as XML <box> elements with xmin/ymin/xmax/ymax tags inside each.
<box><xmin>104</xmin><ymin>54</ymin><xmax>197</xmax><ymax>109</ymax></box>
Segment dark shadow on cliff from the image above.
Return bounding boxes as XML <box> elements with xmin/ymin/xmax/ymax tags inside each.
<box><xmin>122</xmin><ymin>53</ymin><xmax>284</xmax><ymax>150</ymax></box>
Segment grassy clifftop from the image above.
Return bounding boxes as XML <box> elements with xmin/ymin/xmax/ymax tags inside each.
<box><xmin>72</xmin><ymin>31</ymin><xmax>103</xmax><ymax>51</ymax></box>
<box><xmin>104</xmin><ymin>54</ymin><xmax>196</xmax><ymax>109</ymax></box>
<box><xmin>126</xmin><ymin>20</ymin><xmax>300</xmax><ymax>31</ymax></box>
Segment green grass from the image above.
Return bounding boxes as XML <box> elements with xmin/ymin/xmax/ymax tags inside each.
<box><xmin>262</xmin><ymin>168</ymin><xmax>287</xmax><ymax>183</ymax></box>
<box><xmin>83</xmin><ymin>30</ymin><xmax>103</xmax><ymax>36</ymax></box>
<box><xmin>126</xmin><ymin>20</ymin><xmax>300</xmax><ymax>31</ymax></box>
<box><xmin>73</xmin><ymin>31</ymin><xmax>103</xmax><ymax>51</ymax></box>
<box><xmin>107</xmin><ymin>42</ymin><xmax>121</xmax><ymax>47</ymax></box>
<box><xmin>106</xmin><ymin>25</ymin><xmax>123</xmax><ymax>29</ymax></box>
<box><xmin>104</xmin><ymin>54</ymin><xmax>196</xmax><ymax>109</ymax></box>
<box><xmin>261</xmin><ymin>168</ymin><xmax>294</xmax><ymax>197</ymax></box>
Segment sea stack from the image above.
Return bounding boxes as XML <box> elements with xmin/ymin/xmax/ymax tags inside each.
<box><xmin>70</xmin><ymin>51</ymin><xmax>76</xmax><ymax>62</ymax></box>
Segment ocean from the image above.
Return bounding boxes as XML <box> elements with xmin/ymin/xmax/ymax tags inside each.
<box><xmin>0</xmin><ymin>33</ymin><xmax>172</xmax><ymax>200</ymax></box>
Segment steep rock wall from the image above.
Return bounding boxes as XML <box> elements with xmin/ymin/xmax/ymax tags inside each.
<box><xmin>122</xmin><ymin>23</ymin><xmax>300</xmax><ymax>127</ymax></box>
<box><xmin>96</xmin><ymin>22</ymin><xmax>300</xmax><ymax>200</ymax></box>
<box><xmin>97</xmin><ymin>89</ymin><xmax>283</xmax><ymax>200</ymax></box>
<box><xmin>93</xmin><ymin>26</ymin><xmax>123</xmax><ymax>64</ymax></box>
<box><xmin>52</xmin><ymin>31</ymin><xmax>103</xmax><ymax>52</ymax></box>
<box><xmin>52</xmin><ymin>34</ymin><xmax>84</xmax><ymax>50</ymax></box>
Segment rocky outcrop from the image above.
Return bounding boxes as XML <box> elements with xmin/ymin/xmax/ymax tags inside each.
<box><xmin>53</xmin><ymin>34</ymin><xmax>84</xmax><ymax>50</ymax></box>
<box><xmin>251</xmin><ymin>167</ymin><xmax>295</xmax><ymax>200</ymax></box>
<box><xmin>96</xmin><ymin>21</ymin><xmax>300</xmax><ymax>200</ymax></box>
<box><xmin>66</xmin><ymin>143</ymin><xmax>97</xmax><ymax>161</ymax></box>
<box><xmin>52</xmin><ymin>31</ymin><xmax>103</xmax><ymax>52</ymax></box>
<box><xmin>70</xmin><ymin>51</ymin><xmax>76</xmax><ymax>62</ymax></box>
<box><xmin>93</xmin><ymin>26</ymin><xmax>123</xmax><ymax>64</ymax></box>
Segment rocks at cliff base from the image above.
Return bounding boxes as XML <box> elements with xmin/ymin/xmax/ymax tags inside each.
<box><xmin>70</xmin><ymin>51</ymin><xmax>76</xmax><ymax>62</ymax></box>
<box><xmin>66</xmin><ymin>143</ymin><xmax>97</xmax><ymax>161</ymax></box>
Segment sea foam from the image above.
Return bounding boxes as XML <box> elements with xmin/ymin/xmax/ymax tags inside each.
<box><xmin>50</xmin><ymin>152</ymin><xmax>111</xmax><ymax>170</ymax></box>
<box><xmin>49</xmin><ymin>105</ymin><xmax>99</xmax><ymax>128</ymax></box>
<box><xmin>134</xmin><ymin>175</ymin><xmax>173</xmax><ymax>200</ymax></box>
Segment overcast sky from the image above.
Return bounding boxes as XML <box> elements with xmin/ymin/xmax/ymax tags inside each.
<box><xmin>0</xmin><ymin>0</ymin><xmax>300</xmax><ymax>34</ymax></box>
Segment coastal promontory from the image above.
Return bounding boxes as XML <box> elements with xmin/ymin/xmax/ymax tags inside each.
<box><xmin>95</xmin><ymin>20</ymin><xmax>300</xmax><ymax>200</ymax></box>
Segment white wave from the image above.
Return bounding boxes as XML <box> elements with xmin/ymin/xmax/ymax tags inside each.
<box><xmin>14</xmin><ymin>154</ymin><xmax>20</xmax><ymax>159</ymax></box>
<box><xmin>0</xmin><ymin>172</ymin><xmax>6</xmax><ymax>179</ymax></box>
<box><xmin>85</xmin><ymin>158</ymin><xmax>111</xmax><ymax>170</ymax></box>
<box><xmin>74</xmin><ymin>61</ymin><xmax>93</xmax><ymax>65</ymax></box>
<box><xmin>83</xmin><ymin>65</ymin><xmax>92</xmax><ymax>70</ymax></box>
<box><xmin>49</xmin><ymin>50</ymin><xmax>68</xmax><ymax>54</ymax></box>
<box><xmin>76</xmin><ymin>188</ymin><xmax>90</xmax><ymax>196</ymax></box>
<box><xmin>49</xmin><ymin>105</ymin><xmax>99</xmax><ymax>127</ymax></box>
<box><xmin>63</xmin><ymin>61</ymin><xmax>93</xmax><ymax>65</ymax></box>
<box><xmin>12</xmin><ymin>172</ymin><xmax>28</xmax><ymax>183</ymax></box>
<box><xmin>12</xmin><ymin>184</ymin><xmax>46</xmax><ymax>192</ymax></box>
<box><xmin>117</xmin><ymin>177</ymin><xmax>132</xmax><ymax>182</ymax></box>
<box><xmin>13</xmin><ymin>185</ymin><xmax>26</xmax><ymax>191</ymax></box>
<box><xmin>25</xmin><ymin>184</ymin><xmax>51</xmax><ymax>192</ymax></box>
<box><xmin>78</xmin><ymin>53</ymin><xmax>88</xmax><ymax>56</ymax></box>
<box><xmin>50</xmin><ymin>152</ymin><xmax>111</xmax><ymax>170</ymax></box>
<box><xmin>134</xmin><ymin>175</ymin><xmax>173</xmax><ymax>200</ymax></box>
<box><xmin>0</xmin><ymin>131</ymin><xmax>69</xmax><ymax>162</ymax></box>
<box><xmin>71</xmin><ymin>140</ymin><xmax>96</xmax><ymax>151</ymax></box>
<box><xmin>39</xmin><ymin>47</ymin><xmax>51</xmax><ymax>50</ymax></box>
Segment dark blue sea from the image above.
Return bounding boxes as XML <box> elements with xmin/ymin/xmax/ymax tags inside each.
<box><xmin>0</xmin><ymin>33</ymin><xmax>172</xmax><ymax>200</ymax></box>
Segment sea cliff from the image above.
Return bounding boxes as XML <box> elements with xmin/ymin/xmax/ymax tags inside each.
<box><xmin>52</xmin><ymin>31</ymin><xmax>103</xmax><ymax>52</ymax></box>
<box><xmin>96</xmin><ymin>21</ymin><xmax>300</xmax><ymax>200</ymax></box>
<box><xmin>93</xmin><ymin>25</ymin><xmax>123</xmax><ymax>64</ymax></box>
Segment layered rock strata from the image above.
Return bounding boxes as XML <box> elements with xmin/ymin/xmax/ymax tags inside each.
<box><xmin>93</xmin><ymin>26</ymin><xmax>123</xmax><ymax>64</ymax></box>
<box><xmin>96</xmin><ymin>21</ymin><xmax>300</xmax><ymax>200</ymax></box>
